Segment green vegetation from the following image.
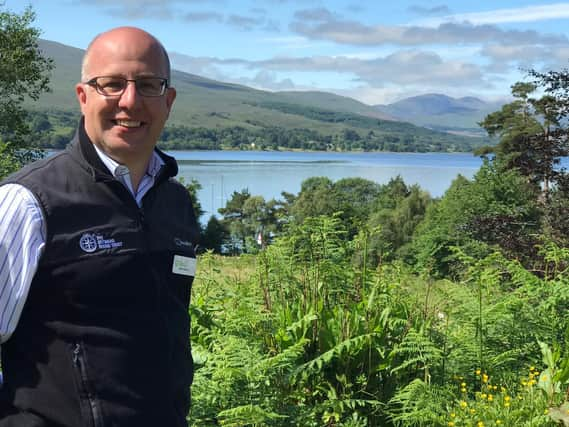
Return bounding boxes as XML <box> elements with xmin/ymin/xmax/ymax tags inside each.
<box><xmin>31</xmin><ymin>109</ymin><xmax>485</xmax><ymax>153</ymax></box>
<box><xmin>0</xmin><ymin>6</ymin><xmax>53</xmax><ymax>178</ymax></box>
<box><xmin>189</xmin><ymin>76</ymin><xmax>569</xmax><ymax>426</ymax></box>
<box><xmin>190</xmin><ymin>233</ymin><xmax>569</xmax><ymax>426</ymax></box>
<box><xmin>3</xmin><ymin>7</ymin><xmax>568</xmax><ymax>425</ymax></box>
<box><xmin>26</xmin><ymin>38</ymin><xmax>489</xmax><ymax>153</ymax></box>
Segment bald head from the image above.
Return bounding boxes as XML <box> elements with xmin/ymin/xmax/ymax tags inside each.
<box><xmin>76</xmin><ymin>26</ymin><xmax>176</xmax><ymax>176</ymax></box>
<box><xmin>81</xmin><ymin>27</ymin><xmax>171</xmax><ymax>83</ymax></box>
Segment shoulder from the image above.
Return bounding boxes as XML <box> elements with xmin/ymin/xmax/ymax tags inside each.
<box><xmin>162</xmin><ymin>178</ymin><xmax>193</xmax><ymax>204</ymax></box>
<box><xmin>1</xmin><ymin>151</ymin><xmax>79</xmax><ymax>219</ymax></box>
<box><xmin>2</xmin><ymin>151</ymin><xmax>72</xmax><ymax>185</ymax></box>
<box><xmin>0</xmin><ymin>183</ymin><xmax>44</xmax><ymax>222</ymax></box>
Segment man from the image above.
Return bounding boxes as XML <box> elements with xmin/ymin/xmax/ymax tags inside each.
<box><xmin>0</xmin><ymin>27</ymin><xmax>199</xmax><ymax>427</ymax></box>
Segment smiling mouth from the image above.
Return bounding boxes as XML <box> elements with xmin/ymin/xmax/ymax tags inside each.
<box><xmin>113</xmin><ymin>119</ymin><xmax>144</xmax><ymax>128</ymax></box>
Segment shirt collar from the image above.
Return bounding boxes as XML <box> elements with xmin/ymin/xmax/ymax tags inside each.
<box><xmin>92</xmin><ymin>144</ymin><xmax>165</xmax><ymax>179</ymax></box>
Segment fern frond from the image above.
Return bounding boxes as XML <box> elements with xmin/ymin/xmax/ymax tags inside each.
<box><xmin>390</xmin><ymin>329</ymin><xmax>443</xmax><ymax>375</ymax></box>
<box><xmin>388</xmin><ymin>378</ymin><xmax>449</xmax><ymax>427</ymax></box>
<box><xmin>217</xmin><ymin>404</ymin><xmax>288</xmax><ymax>427</ymax></box>
<box><xmin>294</xmin><ymin>333</ymin><xmax>383</xmax><ymax>379</ymax></box>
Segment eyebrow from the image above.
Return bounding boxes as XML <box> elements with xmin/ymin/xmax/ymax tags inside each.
<box><xmin>96</xmin><ymin>72</ymin><xmax>165</xmax><ymax>79</ymax></box>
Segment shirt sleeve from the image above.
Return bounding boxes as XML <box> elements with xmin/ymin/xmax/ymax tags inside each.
<box><xmin>0</xmin><ymin>183</ymin><xmax>46</xmax><ymax>343</ymax></box>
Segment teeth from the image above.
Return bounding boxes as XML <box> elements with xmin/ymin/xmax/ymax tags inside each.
<box><xmin>116</xmin><ymin>120</ymin><xmax>141</xmax><ymax>128</ymax></box>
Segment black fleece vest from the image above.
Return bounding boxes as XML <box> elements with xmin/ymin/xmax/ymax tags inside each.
<box><xmin>0</xmin><ymin>121</ymin><xmax>199</xmax><ymax>427</ymax></box>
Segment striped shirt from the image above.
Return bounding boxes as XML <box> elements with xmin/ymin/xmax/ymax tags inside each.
<box><xmin>0</xmin><ymin>149</ymin><xmax>164</xmax><ymax>343</ymax></box>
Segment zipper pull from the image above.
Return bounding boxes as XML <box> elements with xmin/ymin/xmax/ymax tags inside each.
<box><xmin>139</xmin><ymin>208</ymin><xmax>148</xmax><ymax>230</ymax></box>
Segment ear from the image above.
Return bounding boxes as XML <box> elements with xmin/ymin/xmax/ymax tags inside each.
<box><xmin>75</xmin><ymin>83</ymin><xmax>88</xmax><ymax>114</ymax></box>
<box><xmin>165</xmin><ymin>87</ymin><xmax>176</xmax><ymax>113</ymax></box>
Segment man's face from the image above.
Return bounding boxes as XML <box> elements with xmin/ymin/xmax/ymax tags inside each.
<box><xmin>76</xmin><ymin>29</ymin><xmax>176</xmax><ymax>166</ymax></box>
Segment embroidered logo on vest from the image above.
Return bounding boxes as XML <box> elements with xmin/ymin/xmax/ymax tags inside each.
<box><xmin>79</xmin><ymin>233</ymin><xmax>124</xmax><ymax>253</ymax></box>
<box><xmin>79</xmin><ymin>234</ymin><xmax>98</xmax><ymax>253</ymax></box>
<box><xmin>174</xmin><ymin>237</ymin><xmax>193</xmax><ymax>249</ymax></box>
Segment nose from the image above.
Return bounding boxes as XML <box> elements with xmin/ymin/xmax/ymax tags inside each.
<box><xmin>117</xmin><ymin>80</ymin><xmax>140</xmax><ymax>109</ymax></box>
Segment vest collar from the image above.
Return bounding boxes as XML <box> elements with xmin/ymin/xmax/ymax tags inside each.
<box><xmin>68</xmin><ymin>116</ymin><xmax>179</xmax><ymax>183</ymax></box>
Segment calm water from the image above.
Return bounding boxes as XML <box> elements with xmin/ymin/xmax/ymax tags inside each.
<box><xmin>171</xmin><ymin>150</ymin><xmax>484</xmax><ymax>221</ymax></box>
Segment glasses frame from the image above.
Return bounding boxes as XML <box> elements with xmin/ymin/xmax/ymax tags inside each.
<box><xmin>84</xmin><ymin>76</ymin><xmax>170</xmax><ymax>97</ymax></box>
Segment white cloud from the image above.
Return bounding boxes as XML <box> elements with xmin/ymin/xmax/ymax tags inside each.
<box><xmin>171</xmin><ymin>49</ymin><xmax>488</xmax><ymax>90</ymax></box>
<box><xmin>422</xmin><ymin>3</ymin><xmax>569</xmax><ymax>26</ymax></box>
<box><xmin>290</xmin><ymin>15</ymin><xmax>567</xmax><ymax>46</ymax></box>
<box><xmin>408</xmin><ymin>5</ymin><xmax>451</xmax><ymax>17</ymax></box>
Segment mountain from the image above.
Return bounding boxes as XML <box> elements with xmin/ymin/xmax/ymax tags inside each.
<box><xmin>33</xmin><ymin>39</ymin><xmax>393</xmax><ymax>131</ymax></box>
<box><xmin>28</xmin><ymin>39</ymin><xmax>488</xmax><ymax>152</ymax></box>
<box><xmin>374</xmin><ymin>94</ymin><xmax>504</xmax><ymax>136</ymax></box>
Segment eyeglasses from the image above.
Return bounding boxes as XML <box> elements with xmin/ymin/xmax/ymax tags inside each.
<box><xmin>84</xmin><ymin>76</ymin><xmax>169</xmax><ymax>97</ymax></box>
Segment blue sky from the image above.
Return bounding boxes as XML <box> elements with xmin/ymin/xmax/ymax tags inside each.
<box><xmin>8</xmin><ymin>0</ymin><xmax>569</xmax><ymax>104</ymax></box>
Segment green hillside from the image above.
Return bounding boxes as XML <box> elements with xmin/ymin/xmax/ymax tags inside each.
<box><xmin>375</xmin><ymin>94</ymin><xmax>504</xmax><ymax>136</ymax></box>
<box><xmin>29</xmin><ymin>39</ymin><xmax>490</xmax><ymax>152</ymax></box>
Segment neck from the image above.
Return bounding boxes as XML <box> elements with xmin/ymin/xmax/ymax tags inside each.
<box><xmin>90</xmin><ymin>140</ymin><xmax>152</xmax><ymax>192</ymax></box>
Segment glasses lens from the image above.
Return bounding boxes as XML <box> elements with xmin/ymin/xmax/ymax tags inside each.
<box><xmin>136</xmin><ymin>78</ymin><xmax>166</xmax><ymax>96</ymax></box>
<box><xmin>89</xmin><ymin>77</ymin><xmax>167</xmax><ymax>96</ymax></box>
<box><xmin>95</xmin><ymin>77</ymin><xmax>126</xmax><ymax>96</ymax></box>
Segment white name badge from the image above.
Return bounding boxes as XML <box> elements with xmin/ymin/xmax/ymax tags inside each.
<box><xmin>172</xmin><ymin>255</ymin><xmax>197</xmax><ymax>277</ymax></box>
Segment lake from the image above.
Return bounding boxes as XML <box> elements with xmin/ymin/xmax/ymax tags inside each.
<box><xmin>171</xmin><ymin>150</ymin><xmax>484</xmax><ymax>221</ymax></box>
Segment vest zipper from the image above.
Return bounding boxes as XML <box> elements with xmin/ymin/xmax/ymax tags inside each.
<box><xmin>138</xmin><ymin>207</ymin><xmax>148</xmax><ymax>231</ymax></box>
<box><xmin>72</xmin><ymin>343</ymin><xmax>104</xmax><ymax>427</ymax></box>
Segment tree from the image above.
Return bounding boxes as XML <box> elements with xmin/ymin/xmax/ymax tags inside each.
<box><xmin>0</xmin><ymin>6</ymin><xmax>53</xmax><ymax>178</ymax></box>
<box><xmin>182</xmin><ymin>178</ymin><xmax>204</xmax><ymax>222</ymax></box>
<box><xmin>367</xmin><ymin>183</ymin><xmax>431</xmax><ymax>263</ymax></box>
<box><xmin>242</xmin><ymin>195</ymin><xmax>277</xmax><ymax>251</ymax></box>
<box><xmin>479</xmin><ymin>81</ymin><xmax>568</xmax><ymax>198</ymax></box>
<box><xmin>543</xmin><ymin>172</ymin><xmax>569</xmax><ymax>248</ymax></box>
<box><xmin>290</xmin><ymin>177</ymin><xmax>337</xmax><ymax>223</ymax></box>
<box><xmin>479</xmin><ymin>75</ymin><xmax>569</xmax><ymax>250</ymax></box>
<box><xmin>201</xmin><ymin>215</ymin><xmax>229</xmax><ymax>254</ymax></box>
<box><xmin>271</xmin><ymin>191</ymin><xmax>296</xmax><ymax>231</ymax></box>
<box><xmin>218</xmin><ymin>189</ymin><xmax>252</xmax><ymax>252</ymax></box>
<box><xmin>217</xmin><ymin>189</ymin><xmax>280</xmax><ymax>253</ymax></box>
<box><xmin>411</xmin><ymin>162</ymin><xmax>540</xmax><ymax>278</ymax></box>
<box><xmin>333</xmin><ymin>177</ymin><xmax>382</xmax><ymax>236</ymax></box>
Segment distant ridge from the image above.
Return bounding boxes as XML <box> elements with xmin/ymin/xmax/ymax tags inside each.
<box><xmin>28</xmin><ymin>39</ymin><xmax>489</xmax><ymax>152</ymax></box>
<box><xmin>374</xmin><ymin>93</ymin><xmax>504</xmax><ymax>136</ymax></box>
<box><xmin>35</xmin><ymin>39</ymin><xmax>391</xmax><ymax>129</ymax></box>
